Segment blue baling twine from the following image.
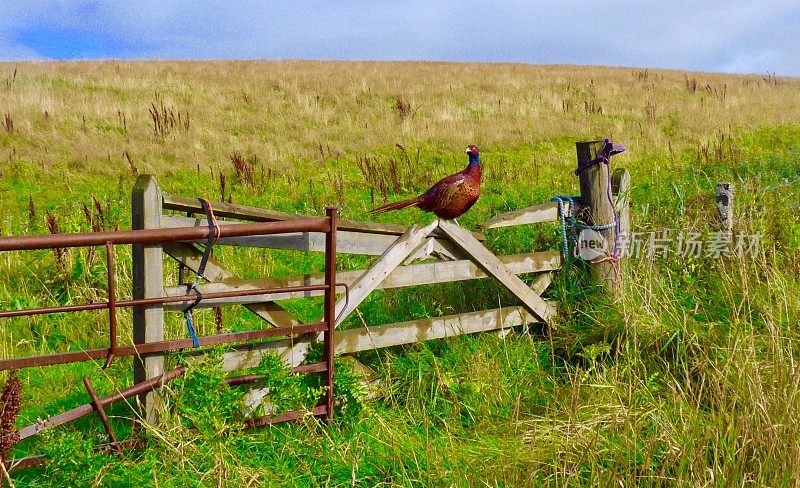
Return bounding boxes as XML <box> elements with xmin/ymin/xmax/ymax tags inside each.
<box><xmin>181</xmin><ymin>198</ymin><xmax>220</xmax><ymax>348</ymax></box>
<box><xmin>551</xmin><ymin>139</ymin><xmax>625</xmax><ymax>261</ymax></box>
<box><xmin>550</xmin><ymin>195</ymin><xmax>579</xmax><ymax>258</ymax></box>
<box><xmin>183</xmin><ymin>311</ymin><xmax>200</xmax><ymax>348</ymax></box>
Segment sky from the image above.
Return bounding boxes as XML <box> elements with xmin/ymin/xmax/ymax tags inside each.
<box><xmin>1</xmin><ymin>1</ymin><xmax>798</xmax><ymax>76</ymax></box>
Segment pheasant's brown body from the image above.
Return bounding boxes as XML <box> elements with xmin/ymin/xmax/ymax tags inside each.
<box><xmin>370</xmin><ymin>145</ymin><xmax>482</xmax><ymax>220</ymax></box>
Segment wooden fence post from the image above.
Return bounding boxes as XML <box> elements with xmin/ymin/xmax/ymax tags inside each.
<box><xmin>716</xmin><ymin>182</ymin><xmax>734</xmax><ymax>233</ymax></box>
<box><xmin>576</xmin><ymin>141</ymin><xmax>618</xmax><ymax>290</ymax></box>
<box><xmin>612</xmin><ymin>168</ymin><xmax>631</xmax><ymax>238</ymax></box>
<box><xmin>132</xmin><ymin>175</ymin><xmax>165</xmax><ymax>423</ymax></box>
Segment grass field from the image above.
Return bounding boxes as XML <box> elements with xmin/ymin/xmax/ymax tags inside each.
<box><xmin>0</xmin><ymin>61</ymin><xmax>799</xmax><ymax>486</ymax></box>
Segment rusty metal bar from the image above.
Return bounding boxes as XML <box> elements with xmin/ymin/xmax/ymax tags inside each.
<box><xmin>103</xmin><ymin>241</ymin><xmax>117</xmax><ymax>369</ymax></box>
<box><xmin>19</xmin><ymin>361</ymin><xmax>329</xmax><ymax>440</ymax></box>
<box><xmin>245</xmin><ymin>404</ymin><xmax>329</xmax><ymax>428</ymax></box>
<box><xmin>0</xmin><ymin>283</ymin><xmax>333</xmax><ymax>319</ymax></box>
<box><xmin>0</xmin><ymin>321</ymin><xmax>328</xmax><ymax>370</ymax></box>
<box><xmin>18</xmin><ymin>366</ymin><xmax>188</xmax><ymax>440</ymax></box>
<box><xmin>0</xmin><ymin>217</ymin><xmax>330</xmax><ymax>252</ymax></box>
<box><xmin>83</xmin><ymin>376</ymin><xmax>122</xmax><ymax>456</ymax></box>
<box><xmin>291</xmin><ymin>361</ymin><xmax>327</xmax><ymax>375</ymax></box>
<box><xmin>324</xmin><ymin>207</ymin><xmax>337</xmax><ymax>420</ymax></box>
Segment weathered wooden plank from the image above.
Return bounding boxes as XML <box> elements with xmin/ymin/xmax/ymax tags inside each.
<box><xmin>162</xmin><ymin>193</ymin><xmax>484</xmax><ymax>241</ymax></box>
<box><xmin>278</xmin><ymin>220</ymin><xmax>439</xmax><ymax>368</ymax></box>
<box><xmin>162</xmin><ymin>242</ymin><xmax>299</xmax><ymax>327</ymax></box>
<box><xmin>478</xmin><ymin>201</ymin><xmax>568</xmax><ymax>230</ymax></box>
<box><xmin>438</xmin><ymin>220</ymin><xmax>555</xmax><ymax>323</ymax></box>
<box><xmin>430</xmin><ymin>239</ymin><xmax>464</xmax><ymax>260</ymax></box>
<box><xmin>612</xmin><ymin>168</ymin><xmax>631</xmax><ymax>240</ymax></box>
<box><xmin>498</xmin><ymin>272</ymin><xmax>553</xmax><ymax>338</ymax></box>
<box><xmin>131</xmin><ymin>175</ymin><xmax>165</xmax><ymax>423</ymax></box>
<box><xmin>530</xmin><ymin>272</ymin><xmax>554</xmax><ymax>296</ymax></box>
<box><xmin>161</xmin><ymin>250</ymin><xmax>561</xmax><ymax>309</ymax></box>
<box><xmin>402</xmin><ymin>237</ymin><xmax>465</xmax><ymax>263</ymax></box>
<box><xmin>162</xmin><ymin>215</ymin><xmax>474</xmax><ymax>256</ymax></box>
<box><xmin>163</xmin><ymin>193</ymin><xmax>308</xmax><ymax>222</ymax></box>
<box><xmin>218</xmin><ymin>305</ymin><xmax>543</xmax><ymax>371</ymax></box>
<box><xmin>162</xmin><ymin>241</ymin><xmax>230</xmax><ymax>282</ymax></box>
<box><xmin>334</xmin><ymin>220</ymin><xmax>439</xmax><ymax>325</ymax></box>
<box><xmin>337</xmin><ymin>306</ymin><xmax>538</xmax><ymax>353</ymax></box>
<box><xmin>161</xmin><ymin>215</ymin><xmax>398</xmax><ymax>256</ymax></box>
<box><xmin>403</xmin><ymin>237</ymin><xmax>436</xmax><ymax>264</ymax></box>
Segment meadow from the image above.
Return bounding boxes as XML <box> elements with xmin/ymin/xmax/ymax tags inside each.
<box><xmin>0</xmin><ymin>60</ymin><xmax>799</xmax><ymax>486</ymax></box>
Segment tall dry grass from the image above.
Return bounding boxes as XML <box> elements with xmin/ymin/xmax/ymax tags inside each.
<box><xmin>0</xmin><ymin>61</ymin><xmax>798</xmax><ymax>180</ymax></box>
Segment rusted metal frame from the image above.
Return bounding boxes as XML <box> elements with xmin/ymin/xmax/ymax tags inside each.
<box><xmin>0</xmin><ymin>217</ymin><xmax>330</xmax><ymax>252</ymax></box>
<box><xmin>0</xmin><ymin>278</ymin><xmax>348</xmax><ymax>370</ymax></box>
<box><xmin>0</xmin><ymin>283</ymin><xmax>333</xmax><ymax>319</ymax></box>
<box><xmin>1</xmin><ymin>209</ymin><xmax>340</xmax><ymax>452</ymax></box>
<box><xmin>245</xmin><ymin>404</ymin><xmax>328</xmax><ymax>428</ymax></box>
<box><xmin>104</xmin><ymin>241</ymin><xmax>118</xmax><ymax>369</ymax></box>
<box><xmin>0</xmin><ymin>320</ymin><xmax>329</xmax><ymax>371</ymax></box>
<box><xmin>18</xmin><ymin>361</ymin><xmax>330</xmax><ymax>440</ymax></box>
<box><xmin>323</xmin><ymin>207</ymin><xmax>337</xmax><ymax>421</ymax></box>
<box><xmin>18</xmin><ymin>366</ymin><xmax>188</xmax><ymax>440</ymax></box>
<box><xmin>83</xmin><ymin>376</ymin><xmax>122</xmax><ymax>456</ymax></box>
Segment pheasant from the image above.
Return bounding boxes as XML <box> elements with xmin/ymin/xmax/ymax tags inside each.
<box><xmin>370</xmin><ymin>145</ymin><xmax>482</xmax><ymax>220</ymax></box>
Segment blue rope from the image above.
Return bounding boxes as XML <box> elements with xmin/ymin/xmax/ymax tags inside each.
<box><xmin>550</xmin><ymin>196</ymin><xmax>617</xmax><ymax>259</ymax></box>
<box><xmin>184</xmin><ymin>308</ymin><xmax>200</xmax><ymax>348</ymax></box>
<box><xmin>181</xmin><ymin>198</ymin><xmax>219</xmax><ymax>348</ymax></box>
<box><xmin>577</xmin><ymin>222</ymin><xmax>616</xmax><ymax>231</ymax></box>
<box><xmin>552</xmin><ymin>139</ymin><xmax>626</xmax><ymax>262</ymax></box>
<box><xmin>550</xmin><ymin>195</ymin><xmax>580</xmax><ymax>258</ymax></box>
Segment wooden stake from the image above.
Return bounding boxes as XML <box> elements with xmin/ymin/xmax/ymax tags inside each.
<box><xmin>576</xmin><ymin>141</ymin><xmax>618</xmax><ymax>290</ymax></box>
<box><xmin>131</xmin><ymin>175</ymin><xmax>165</xmax><ymax>423</ymax></box>
<box><xmin>716</xmin><ymin>182</ymin><xmax>734</xmax><ymax>233</ymax></box>
<box><xmin>612</xmin><ymin>167</ymin><xmax>632</xmax><ymax>239</ymax></box>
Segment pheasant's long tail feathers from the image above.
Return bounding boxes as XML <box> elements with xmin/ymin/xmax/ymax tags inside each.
<box><xmin>369</xmin><ymin>196</ymin><xmax>422</xmax><ymax>215</ymax></box>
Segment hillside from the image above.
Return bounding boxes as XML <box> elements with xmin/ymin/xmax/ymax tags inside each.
<box><xmin>1</xmin><ymin>61</ymin><xmax>799</xmax><ymax>486</ymax></box>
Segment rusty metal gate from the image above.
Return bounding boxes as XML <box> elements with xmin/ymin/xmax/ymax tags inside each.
<box><xmin>0</xmin><ymin>205</ymin><xmax>341</xmax><ymax>470</ymax></box>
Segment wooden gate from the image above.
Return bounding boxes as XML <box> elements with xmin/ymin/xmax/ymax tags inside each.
<box><xmin>149</xmin><ymin>176</ymin><xmax>562</xmax><ymax>408</ymax></box>
<box><xmin>0</xmin><ymin>174</ymin><xmax>566</xmax><ymax>469</ymax></box>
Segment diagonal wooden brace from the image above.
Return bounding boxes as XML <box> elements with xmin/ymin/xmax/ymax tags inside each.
<box><xmin>438</xmin><ymin>220</ymin><xmax>555</xmax><ymax>323</ymax></box>
<box><xmin>279</xmin><ymin>220</ymin><xmax>440</xmax><ymax>368</ymax></box>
